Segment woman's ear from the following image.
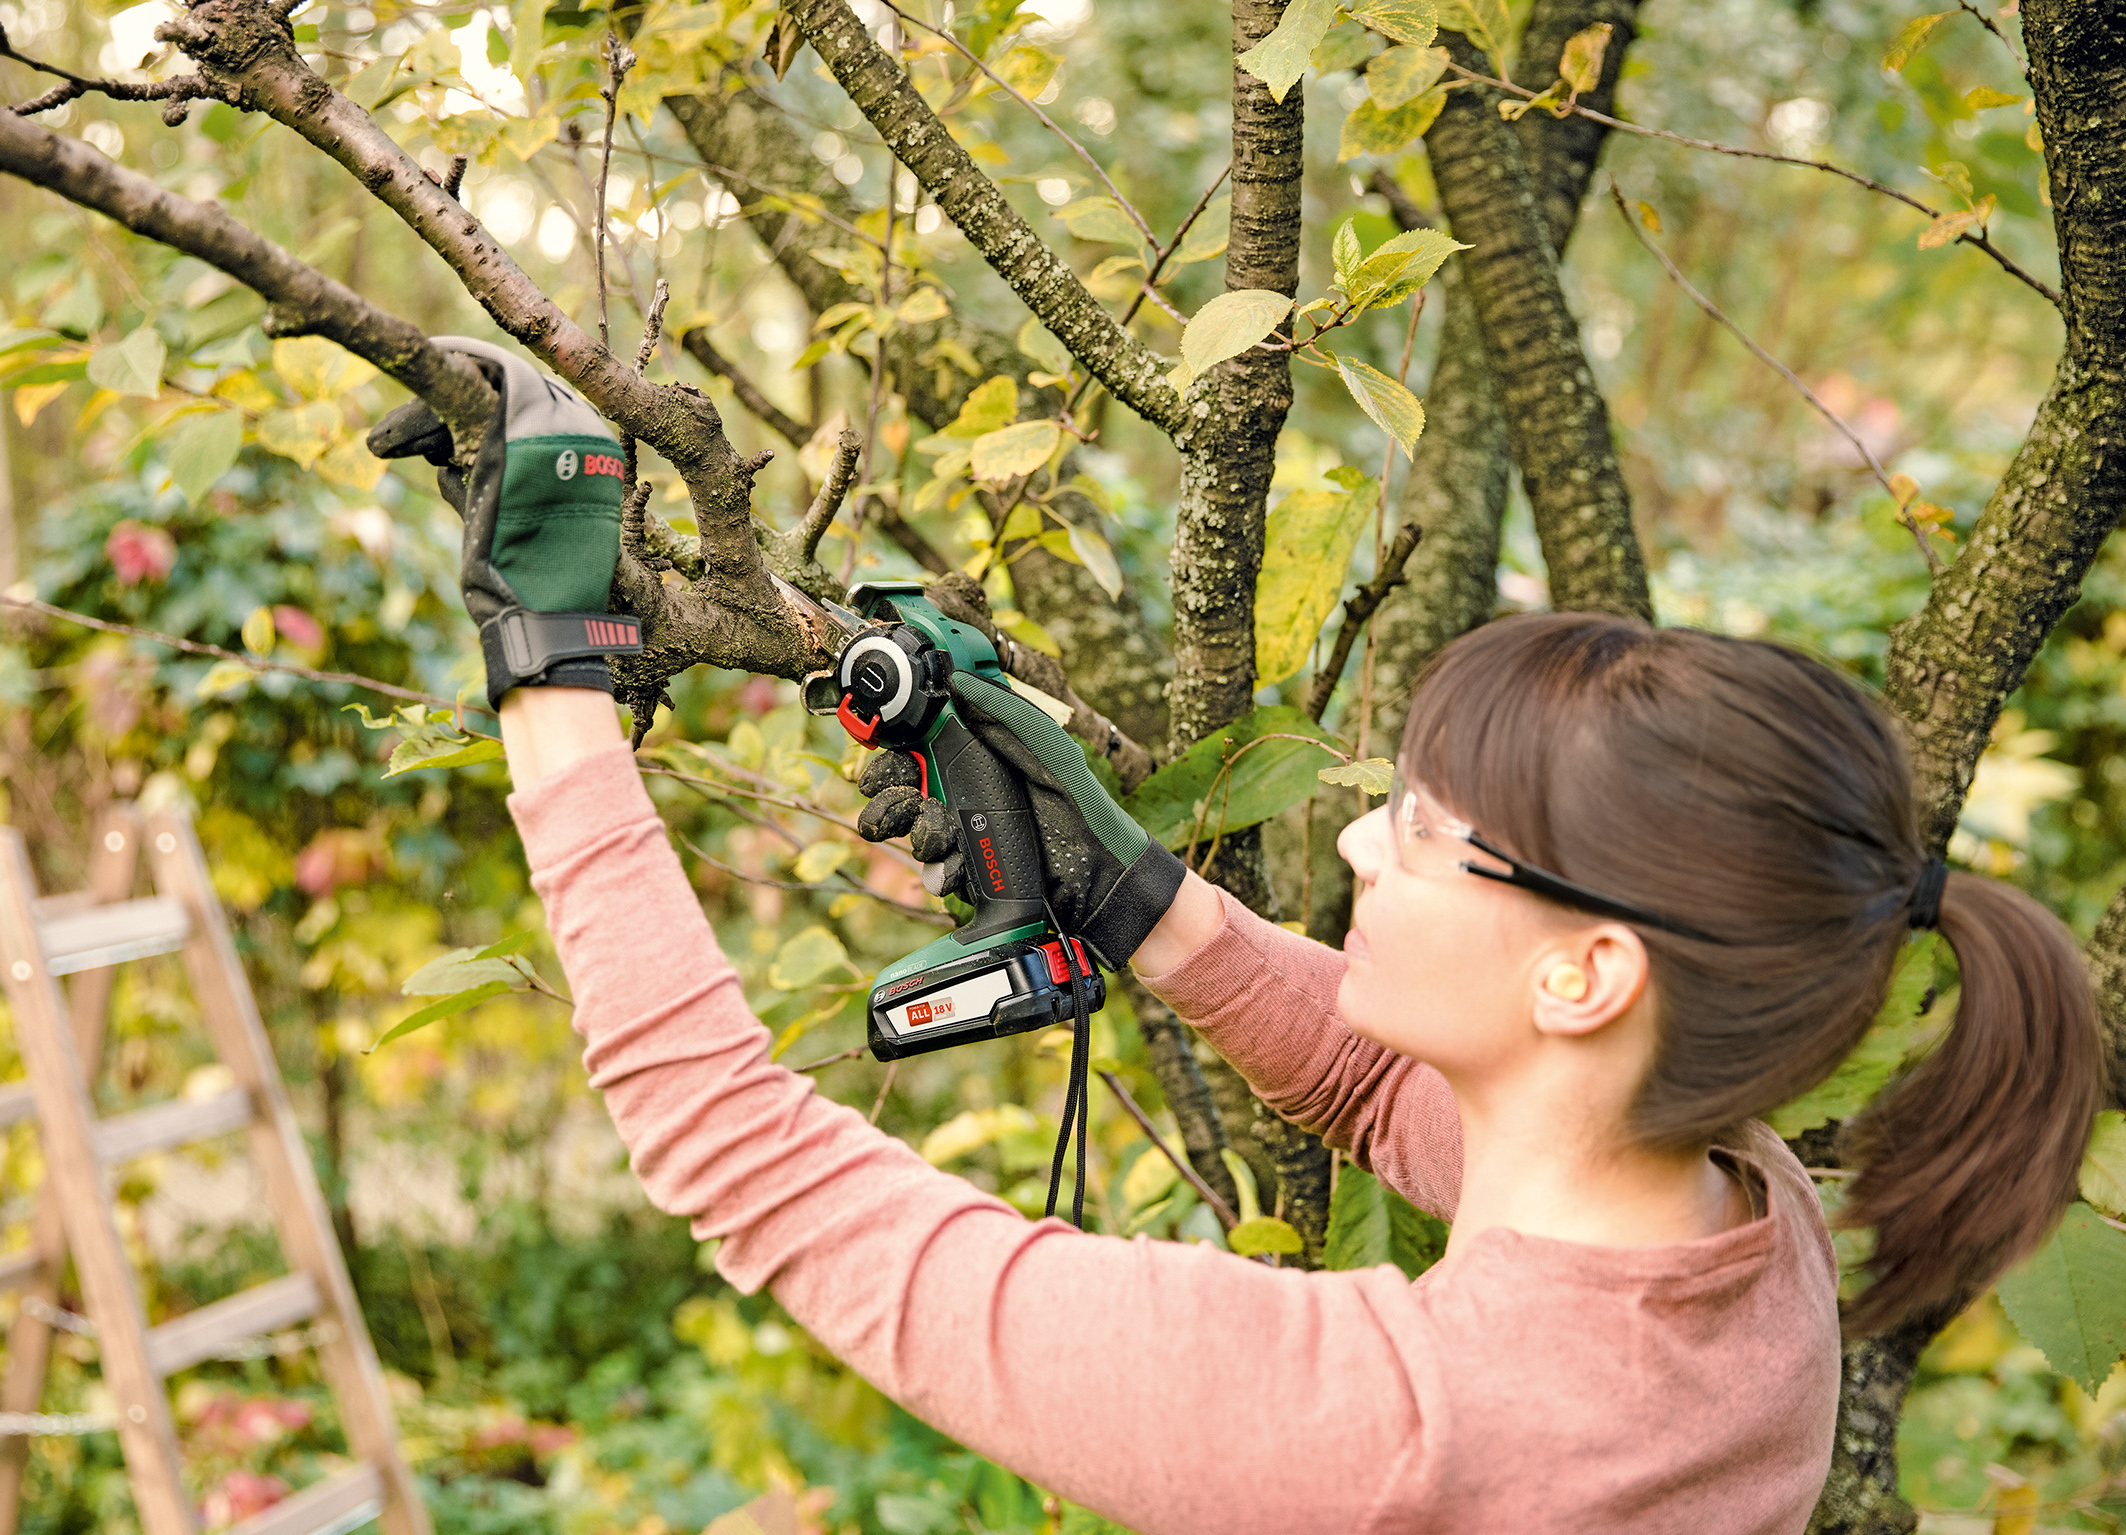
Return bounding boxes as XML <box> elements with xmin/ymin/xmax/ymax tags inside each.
<box><xmin>1530</xmin><ymin>924</ymin><xmax>1649</xmax><ymax>1039</ymax></box>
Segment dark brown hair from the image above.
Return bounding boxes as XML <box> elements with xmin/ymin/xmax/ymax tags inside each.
<box><xmin>1400</xmin><ymin>611</ymin><xmax>2102</xmax><ymax>1335</ymax></box>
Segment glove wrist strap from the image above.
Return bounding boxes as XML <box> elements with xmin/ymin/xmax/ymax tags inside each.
<box><xmin>479</xmin><ymin>609</ymin><xmax>644</xmax><ymax>709</ymax></box>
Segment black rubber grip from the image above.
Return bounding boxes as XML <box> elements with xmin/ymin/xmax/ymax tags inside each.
<box><xmin>926</xmin><ymin>714</ymin><xmax>1046</xmax><ymax>939</ymax></box>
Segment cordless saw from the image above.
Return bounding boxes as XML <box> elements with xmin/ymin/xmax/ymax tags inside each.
<box><xmin>802</xmin><ymin>581</ymin><xmax>1106</xmax><ymax>1062</ymax></box>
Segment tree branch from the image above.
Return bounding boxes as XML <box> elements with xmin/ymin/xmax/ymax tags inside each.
<box><xmin>776</xmin><ymin>0</ymin><xmax>1182</xmax><ymax>433</ymax></box>
<box><xmin>798</xmin><ymin>428</ymin><xmax>862</xmax><ymax>561</ymax></box>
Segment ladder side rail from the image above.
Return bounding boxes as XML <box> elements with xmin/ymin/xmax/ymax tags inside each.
<box><xmin>0</xmin><ymin>825</ymin><xmax>197</xmax><ymax>1535</ymax></box>
<box><xmin>144</xmin><ymin>815</ymin><xmax>434</xmax><ymax>1535</ymax></box>
<box><xmin>0</xmin><ymin>807</ymin><xmax>145</xmax><ymax>1535</ymax></box>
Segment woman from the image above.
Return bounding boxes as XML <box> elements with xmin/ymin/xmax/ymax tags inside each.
<box><xmin>381</xmin><ymin>345</ymin><xmax>2101</xmax><ymax>1533</ymax></box>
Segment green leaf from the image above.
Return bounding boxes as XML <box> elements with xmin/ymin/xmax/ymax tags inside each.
<box><xmin>1311</xmin><ymin>21</ymin><xmax>1378</xmax><ymax>73</ymax></box>
<box><xmin>241</xmin><ymin>605</ymin><xmax>276</xmax><ymax>656</ymax></box>
<box><xmin>385</xmin><ymin>734</ymin><xmax>505</xmax><ymax>776</ymax></box>
<box><xmin>1996</xmin><ymin>1203</ymin><xmax>2126</xmax><ymax>1397</ymax></box>
<box><xmin>1054</xmin><ymin>196</ymin><xmax>1143</xmax><ymax>247</ymax></box>
<box><xmin>86</xmin><ymin>326</ymin><xmax>166</xmax><ymax>398</ymax></box>
<box><xmin>1332</xmin><ymin>217</ymin><xmax>1365</xmax><ymax>289</ymax></box>
<box><xmin>2080</xmin><ymin>1111</ymin><xmax>2126</xmax><ymax>1221</ymax></box>
<box><xmin>1338</xmin><ymin>88</ymin><xmax>1447</xmax><ymax>161</ymax></box>
<box><xmin>940</xmin><ymin>376</ymin><xmax>1019</xmax><ymax>437</ymax></box>
<box><xmin>1227</xmin><ymin>1216</ymin><xmax>1305</xmax><ymax>1256</ymax></box>
<box><xmin>1318</xmin><ymin>757</ymin><xmax>1395</xmax><ymax>794</ymax></box>
<box><xmin>194</xmin><ymin>659</ymin><xmax>259</xmax><ymax>698</ymax></box>
<box><xmin>1235</xmin><ymin>0</ymin><xmax>1341</xmax><ymax>103</ymax></box>
<box><xmin>1017</xmin><ymin>318</ymin><xmax>1072</xmax><ymax>375</ymax></box>
<box><xmin>1120</xmin><ymin>705</ymin><xmax>1346</xmax><ymax>852</ymax></box>
<box><xmin>1335</xmin><ymin>354</ymin><xmax>1426</xmax><ymax>458</ymax></box>
<box><xmin>1884</xmin><ymin>11</ymin><xmax>1954</xmax><ymax>72</ymax></box>
<box><xmin>1254</xmin><ymin>475</ymin><xmax>1378</xmax><ymax>687</ymax></box>
<box><xmin>1366</xmin><ymin>44</ymin><xmax>1448</xmax><ymax>109</ymax></box>
<box><xmin>769</xmin><ymin>924</ymin><xmax>852</xmax><ymax>990</ymax></box>
<box><xmin>402</xmin><ymin>946</ymin><xmax>532</xmax><ymax>996</ymax></box>
<box><xmin>1347</xmin><ymin>0</ymin><xmax>1441</xmax><ymax>47</ymax></box>
<box><xmin>1438</xmin><ymin>0</ymin><xmax>1509</xmax><ymax>73</ymax></box>
<box><xmin>368</xmin><ymin>980</ymin><xmax>512</xmax><ymax>1052</ymax></box>
<box><xmin>1557</xmin><ymin>20</ymin><xmax>1612</xmax><ymax>93</ymax></box>
<box><xmin>474</xmin><ymin>931</ymin><xmax>537</xmax><ymax>961</ymax></box>
<box><xmin>1220</xmin><ymin>1148</ymin><xmax>1262</xmax><ymax>1223</ymax></box>
<box><xmin>1766</xmin><ymin>934</ymin><xmax>1944</xmax><ymax>1136</ymax></box>
<box><xmin>1934</xmin><ymin>160</ymin><xmax>1975</xmax><ymax>203</ymax></box>
<box><xmin>971</xmin><ymin>420</ymin><xmax>1062</xmax><ymax>482</ymax></box>
<box><xmin>1324</xmin><ymin>1165</ymin><xmax>1447</xmax><ymax>1278</ymax></box>
<box><xmin>1065</xmin><ymin>520</ymin><xmax>1123</xmax><ymax>600</ymax></box>
<box><xmin>1121</xmin><ymin>1147</ymin><xmax>1179</xmax><ymax>1208</ymax></box>
<box><xmin>1345</xmin><ymin>226</ymin><xmax>1470</xmax><ymax>308</ymax></box>
<box><xmin>1180</xmin><ymin>289</ymin><xmax>1294</xmax><ymax>376</ymax></box>
<box><xmin>1169</xmin><ymin>196</ymin><xmax>1232</xmax><ymax>268</ymax></box>
<box><xmin>165</xmin><ymin>409</ymin><xmax>243</xmax><ymax>505</ymax></box>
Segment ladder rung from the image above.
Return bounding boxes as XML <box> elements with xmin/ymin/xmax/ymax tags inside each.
<box><xmin>29</xmin><ymin>890</ymin><xmax>97</xmax><ymax>921</ymax></box>
<box><xmin>223</xmin><ymin>1463</ymin><xmax>383</xmax><ymax>1535</ymax></box>
<box><xmin>92</xmin><ymin>1087</ymin><xmax>253</xmax><ymax>1164</ymax></box>
<box><xmin>145</xmin><ymin>1272</ymin><xmax>321</xmax><ymax>1377</ymax></box>
<box><xmin>0</xmin><ymin>1082</ymin><xmax>32</xmax><ymax>1130</ymax></box>
<box><xmin>37</xmin><ymin>895</ymin><xmax>191</xmax><ymax>975</ymax></box>
<box><xmin>0</xmin><ymin>1251</ymin><xmax>38</xmax><ymax>1292</ymax></box>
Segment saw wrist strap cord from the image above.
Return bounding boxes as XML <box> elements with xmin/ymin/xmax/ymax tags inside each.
<box><xmin>364</xmin><ymin>337</ymin><xmax>642</xmax><ymax>708</ymax></box>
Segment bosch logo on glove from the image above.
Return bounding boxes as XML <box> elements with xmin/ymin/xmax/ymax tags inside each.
<box><xmin>555</xmin><ymin>449</ymin><xmax>578</xmax><ymax>480</ymax></box>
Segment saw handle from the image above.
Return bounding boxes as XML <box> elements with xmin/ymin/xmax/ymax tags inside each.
<box><xmin>921</xmin><ymin>712</ymin><xmax>1048</xmax><ymax>942</ymax></box>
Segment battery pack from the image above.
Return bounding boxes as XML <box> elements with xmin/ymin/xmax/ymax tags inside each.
<box><xmin>867</xmin><ymin>936</ymin><xmax>1106</xmax><ymax>1061</ymax></box>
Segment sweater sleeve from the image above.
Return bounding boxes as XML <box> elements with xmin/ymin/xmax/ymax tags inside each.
<box><xmin>509</xmin><ymin>746</ymin><xmax>1427</xmax><ymax>1535</ymax></box>
<box><xmin>1134</xmin><ymin>887</ymin><xmax>1463</xmax><ymax>1219</ymax></box>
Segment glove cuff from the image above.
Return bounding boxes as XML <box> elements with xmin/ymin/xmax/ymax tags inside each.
<box><xmin>1075</xmin><ymin>839</ymin><xmax>1187</xmax><ymax>970</ymax></box>
<box><xmin>479</xmin><ymin>609</ymin><xmax>643</xmax><ymax>709</ymax></box>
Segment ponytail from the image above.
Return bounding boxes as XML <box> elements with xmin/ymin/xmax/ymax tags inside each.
<box><xmin>1838</xmin><ymin>873</ymin><xmax>2104</xmax><ymax>1337</ymax></box>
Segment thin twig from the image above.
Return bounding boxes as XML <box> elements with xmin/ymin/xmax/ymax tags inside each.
<box><xmin>676</xmin><ymin>830</ymin><xmax>948</xmax><ymax>924</ymax></box>
<box><xmin>878</xmin><ymin>0</ymin><xmax>1158</xmax><ymax>249</ymax></box>
<box><xmin>634</xmin><ymin>276</ymin><xmax>670</xmax><ymax>373</ymax></box>
<box><xmin>1305</xmin><ymin>520</ymin><xmax>1424</xmax><ymax>723</ymax></box>
<box><xmin>800</xmin><ymin>428</ymin><xmax>864</xmax><ymax>560</ymax></box>
<box><xmin>594</xmin><ymin>32</ymin><xmax>637</xmax><ymax>346</ymax></box>
<box><xmin>1450</xmin><ymin>62</ymin><xmax>2059</xmax><ymax>306</ymax></box>
<box><xmin>869</xmin><ymin>1060</ymin><xmax>899</xmax><ymax>1124</ymax></box>
<box><xmin>1096</xmin><ymin>1069</ymin><xmax>1239</xmax><ymax>1230</ymax></box>
<box><xmin>1</xmin><ymin>26</ymin><xmax>212</xmax><ymax>117</ymax></box>
<box><xmin>1957</xmin><ymin>0</ymin><xmax>2025</xmax><ymax>71</ymax></box>
<box><xmin>790</xmin><ymin>1044</ymin><xmax>868</xmax><ymax>1073</ymax></box>
<box><xmin>1</xmin><ymin>595</ymin><xmax>492</xmax><ymax>717</ymax></box>
<box><xmin>690</xmin><ymin>159</ymin><xmax>890</xmax><ymax>251</ymax></box>
<box><xmin>1607</xmin><ymin>180</ymin><xmax>1945</xmax><ymax>577</ymax></box>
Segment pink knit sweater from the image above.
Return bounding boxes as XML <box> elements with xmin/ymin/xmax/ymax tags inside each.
<box><xmin>512</xmin><ymin>744</ymin><xmax>1841</xmax><ymax>1533</ymax></box>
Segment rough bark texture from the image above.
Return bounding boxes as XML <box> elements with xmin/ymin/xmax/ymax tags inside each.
<box><xmin>2087</xmin><ymin>888</ymin><xmax>2126</xmax><ymax>1105</ymax></box>
<box><xmin>1879</xmin><ymin>1</ymin><xmax>2126</xmax><ymax>852</ymax></box>
<box><xmin>1805</xmin><ymin>1316</ymin><xmax>1945</xmax><ymax>1535</ymax></box>
<box><xmin>1123</xmin><ymin>976</ymin><xmax>1243</xmax><ymax>1213</ymax></box>
<box><xmin>1426</xmin><ymin>30</ymin><xmax>1649</xmax><ymax>619</ymax></box>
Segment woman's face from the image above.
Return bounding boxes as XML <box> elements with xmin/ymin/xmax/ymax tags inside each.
<box><xmin>1334</xmin><ymin>782</ymin><xmax>1564</xmax><ymax>1079</ymax></box>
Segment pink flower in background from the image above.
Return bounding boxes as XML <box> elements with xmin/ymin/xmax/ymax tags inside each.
<box><xmin>271</xmin><ymin>605</ymin><xmax>325</xmax><ymax>652</ymax></box>
<box><xmin>107</xmin><ymin>521</ymin><xmax>176</xmax><ymax>585</ymax></box>
<box><xmin>294</xmin><ymin>828</ymin><xmax>380</xmax><ymax>895</ymax></box>
<box><xmin>200</xmin><ymin>1470</ymin><xmax>288</xmax><ymax>1529</ymax></box>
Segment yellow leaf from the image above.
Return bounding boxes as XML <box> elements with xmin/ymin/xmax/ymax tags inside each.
<box><xmin>970</xmin><ymin>420</ymin><xmax>1061</xmax><ymax>483</ymax></box>
<box><xmin>1227</xmin><ymin>1215</ymin><xmax>1304</xmax><ymax>1256</ymax></box>
<box><xmin>920</xmin><ymin>1105</ymin><xmax>1039</xmax><ymax>1165</ymax></box>
<box><xmin>500</xmin><ymin>111</ymin><xmax>560</xmax><ymax>163</ymax></box>
<box><xmin>1254</xmin><ymin>469</ymin><xmax>1379</xmax><ymax>687</ymax></box>
<box><xmin>1887</xmin><ymin>471</ymin><xmax>1920</xmax><ymax>506</ymax></box>
<box><xmin>1337</xmin><ymin>88</ymin><xmax>1446</xmax><ymax>161</ymax></box>
<box><xmin>1636</xmin><ymin>200</ymin><xmax>1662</xmax><ymax>233</ymax></box>
<box><xmin>255</xmin><ymin>400</ymin><xmax>343</xmax><ymax>469</ymax></box>
<box><xmin>195</xmin><ymin>659</ymin><xmax>260</xmax><ymax>698</ymax></box>
<box><xmin>273</xmin><ymin>336</ymin><xmax>376</xmax><ymax>401</ymax></box>
<box><xmin>241</xmin><ymin>605</ymin><xmax>276</xmax><ymax>656</ymax></box>
<box><xmin>1122</xmin><ymin>1147</ymin><xmax>1179</xmax><ymax>1208</ymax></box>
<box><xmin>1991</xmin><ymin>1480</ymin><xmax>2038</xmax><ymax>1535</ymax></box>
<box><xmin>12</xmin><ymin>380</ymin><xmax>69</xmax><ymax>426</ymax></box>
<box><xmin>1558</xmin><ymin>20</ymin><xmax>1612</xmax><ymax>94</ymax></box>
<box><xmin>897</xmin><ymin>287</ymin><xmax>950</xmax><ymax>324</ymax></box>
<box><xmin>317</xmin><ymin>435</ymin><xmax>387</xmax><ymax>491</ymax></box>
<box><xmin>1365</xmin><ymin>44</ymin><xmax>1448</xmax><ymax>110</ymax></box>
<box><xmin>1883</xmin><ymin>11</ymin><xmax>1953</xmax><ymax>72</ymax></box>
<box><xmin>1917</xmin><ymin>207</ymin><xmax>1980</xmax><ymax>249</ymax></box>
<box><xmin>1964</xmin><ymin>85</ymin><xmax>2022</xmax><ymax>110</ymax></box>
<box><xmin>793</xmin><ymin>842</ymin><xmax>848</xmax><ymax>883</ymax></box>
<box><xmin>211</xmin><ymin>369</ymin><xmax>280</xmax><ymax>413</ymax></box>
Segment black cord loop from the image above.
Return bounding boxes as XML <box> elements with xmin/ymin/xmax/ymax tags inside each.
<box><xmin>1909</xmin><ymin>858</ymin><xmax>1949</xmax><ymax>931</ymax></box>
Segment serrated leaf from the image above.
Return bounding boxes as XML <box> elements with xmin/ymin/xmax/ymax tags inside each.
<box><xmin>1180</xmin><ymin>289</ymin><xmax>1294</xmax><ymax>375</ymax></box>
<box><xmin>1171</xmin><ymin>195</ymin><xmax>1232</xmax><ymax>268</ymax></box>
<box><xmin>1348</xmin><ymin>0</ymin><xmax>1441</xmax><ymax>47</ymax></box>
<box><xmin>385</xmin><ymin>734</ymin><xmax>505</xmax><ymax>776</ymax></box>
<box><xmin>86</xmin><ymin>327</ymin><xmax>165</xmax><ymax>398</ymax></box>
<box><xmin>1332</xmin><ymin>218</ymin><xmax>1364</xmax><ymax>289</ymax></box>
<box><xmin>1017</xmin><ymin>318</ymin><xmax>1071</xmax><ymax>375</ymax></box>
<box><xmin>1055</xmin><ymin>196</ymin><xmax>1142</xmax><ymax>247</ymax></box>
<box><xmin>166</xmin><ymin>409</ymin><xmax>243</xmax><ymax>505</ymax></box>
<box><xmin>368</xmin><ymin>980</ymin><xmax>513</xmax><ymax>1052</ymax></box>
<box><xmin>1558</xmin><ymin>21</ymin><xmax>1612</xmax><ymax>93</ymax></box>
<box><xmin>241</xmin><ymin>605</ymin><xmax>276</xmax><ymax>656</ymax></box>
<box><xmin>1318</xmin><ymin>757</ymin><xmax>1395</xmax><ymax>794</ymax></box>
<box><xmin>194</xmin><ymin>659</ymin><xmax>258</xmax><ymax>698</ymax></box>
<box><xmin>769</xmin><ymin>924</ymin><xmax>851</xmax><ymax>990</ymax></box>
<box><xmin>1324</xmin><ymin>1165</ymin><xmax>1447</xmax><ymax>1278</ymax></box>
<box><xmin>971</xmin><ymin>420</ymin><xmax>1061</xmax><ymax>482</ymax></box>
<box><xmin>995</xmin><ymin>44</ymin><xmax>1060</xmax><ymax>99</ymax></box>
<box><xmin>2080</xmin><ymin>1112</ymin><xmax>2126</xmax><ymax>1221</ymax></box>
<box><xmin>1367</xmin><ymin>44</ymin><xmax>1449</xmax><ymax>109</ymax></box>
<box><xmin>1437</xmin><ymin>0</ymin><xmax>1509</xmax><ymax>73</ymax></box>
<box><xmin>1918</xmin><ymin>205</ymin><xmax>1983</xmax><ymax>250</ymax></box>
<box><xmin>793</xmin><ymin>841</ymin><xmax>850</xmax><ymax>883</ymax></box>
<box><xmin>403</xmin><ymin>946</ymin><xmax>532</xmax><ymax>996</ymax></box>
<box><xmin>1235</xmin><ymin>0</ymin><xmax>1341</xmax><ymax>103</ymax></box>
<box><xmin>1884</xmin><ymin>11</ymin><xmax>1953</xmax><ymax>72</ymax></box>
<box><xmin>1345</xmin><ymin>226</ymin><xmax>1470</xmax><ymax>308</ymax></box>
<box><xmin>1935</xmin><ymin>160</ymin><xmax>1975</xmax><ymax>202</ymax></box>
<box><xmin>273</xmin><ymin>335</ymin><xmax>375</xmax><ymax>400</ymax></box>
<box><xmin>1997</xmin><ymin>1204</ymin><xmax>2126</xmax><ymax>1397</ymax></box>
<box><xmin>1255</xmin><ymin>476</ymin><xmax>1378</xmax><ymax>687</ymax></box>
<box><xmin>1120</xmin><ymin>705</ymin><xmax>1346</xmax><ymax>851</ymax></box>
<box><xmin>1227</xmin><ymin>1216</ymin><xmax>1305</xmax><ymax>1256</ymax></box>
<box><xmin>1964</xmin><ymin>85</ymin><xmax>2023</xmax><ymax>110</ymax></box>
<box><xmin>1338</xmin><ymin>88</ymin><xmax>1447</xmax><ymax>161</ymax></box>
<box><xmin>1335</xmin><ymin>355</ymin><xmax>1426</xmax><ymax>457</ymax></box>
<box><xmin>1065</xmin><ymin>520</ymin><xmax>1123</xmax><ymax>600</ymax></box>
<box><xmin>1766</xmin><ymin>935</ymin><xmax>1944</xmax><ymax>1136</ymax></box>
<box><xmin>941</xmin><ymin>376</ymin><xmax>1019</xmax><ymax>437</ymax></box>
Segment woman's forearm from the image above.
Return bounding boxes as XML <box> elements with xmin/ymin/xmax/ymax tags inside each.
<box><xmin>1127</xmin><ymin>869</ymin><xmax>1227</xmax><ymax>977</ymax></box>
<box><xmin>499</xmin><ymin>686</ymin><xmax>627</xmax><ymax>787</ymax></box>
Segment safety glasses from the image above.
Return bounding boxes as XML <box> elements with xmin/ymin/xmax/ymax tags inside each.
<box><xmin>1386</xmin><ymin>770</ymin><xmax>1731</xmax><ymax>944</ymax></box>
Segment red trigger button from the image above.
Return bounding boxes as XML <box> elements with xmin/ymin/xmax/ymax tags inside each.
<box><xmin>837</xmin><ymin>695</ymin><xmax>882</xmax><ymax>745</ymax></box>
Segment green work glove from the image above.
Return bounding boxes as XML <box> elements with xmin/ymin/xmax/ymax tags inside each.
<box><xmin>857</xmin><ymin>671</ymin><xmax>1185</xmax><ymax>969</ymax></box>
<box><xmin>366</xmin><ymin>337</ymin><xmax>641</xmax><ymax>708</ymax></box>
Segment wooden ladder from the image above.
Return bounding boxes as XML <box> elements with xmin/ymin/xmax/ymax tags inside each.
<box><xmin>0</xmin><ymin>805</ymin><xmax>431</xmax><ymax>1535</ymax></box>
